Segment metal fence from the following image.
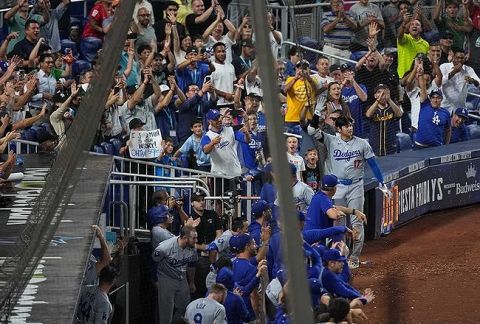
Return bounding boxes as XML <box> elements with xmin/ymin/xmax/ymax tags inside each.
<box><xmin>105</xmin><ymin>156</ymin><xmax>260</xmax><ymax>236</ymax></box>
<box><xmin>10</xmin><ymin>139</ymin><xmax>39</xmax><ymax>154</ymax></box>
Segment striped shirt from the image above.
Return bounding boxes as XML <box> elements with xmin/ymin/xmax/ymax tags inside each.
<box><xmin>320</xmin><ymin>11</ymin><xmax>355</xmax><ymax>48</ymax></box>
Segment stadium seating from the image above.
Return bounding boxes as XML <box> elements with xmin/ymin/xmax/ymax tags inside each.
<box><xmin>72</xmin><ymin>60</ymin><xmax>91</xmax><ymax>77</ymax></box>
<box><xmin>298</xmin><ymin>36</ymin><xmax>321</xmax><ymax>68</ymax></box>
<box><xmin>40</xmin><ymin>122</ymin><xmax>54</xmax><ymax>135</ymax></box>
<box><xmin>100</xmin><ymin>142</ymin><xmax>114</xmax><ymax>155</ymax></box>
<box><xmin>79</xmin><ymin>37</ymin><xmax>102</xmax><ymax>62</ymax></box>
<box><xmin>23</xmin><ymin>128</ymin><xmax>38</xmax><ymax>142</ymax></box>
<box><xmin>60</xmin><ymin>39</ymin><xmax>79</xmax><ymax>57</ymax></box>
<box><xmin>396</xmin><ymin>132</ymin><xmax>412</xmax><ymax>152</ymax></box>
<box><xmin>110</xmin><ymin>138</ymin><xmax>122</xmax><ymax>155</ymax></box>
<box><xmin>34</xmin><ymin>127</ymin><xmax>52</xmax><ymax>143</ymax></box>
<box><xmin>467</xmin><ymin>124</ymin><xmax>480</xmax><ymax>139</ymax></box>
<box><xmin>93</xmin><ymin>145</ymin><xmax>105</xmax><ymax>154</ymax></box>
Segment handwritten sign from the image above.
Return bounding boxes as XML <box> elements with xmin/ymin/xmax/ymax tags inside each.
<box><xmin>129</xmin><ymin>129</ymin><xmax>162</xmax><ymax>159</ymax></box>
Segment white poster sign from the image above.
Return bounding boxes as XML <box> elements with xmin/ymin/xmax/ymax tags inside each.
<box><xmin>129</xmin><ymin>129</ymin><xmax>162</xmax><ymax>159</ymax></box>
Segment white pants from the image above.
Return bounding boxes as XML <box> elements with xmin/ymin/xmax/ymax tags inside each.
<box><xmin>322</xmin><ymin>44</ymin><xmax>352</xmax><ymax>66</ymax></box>
<box><xmin>333</xmin><ymin>180</ymin><xmax>365</xmax><ymax>263</ymax></box>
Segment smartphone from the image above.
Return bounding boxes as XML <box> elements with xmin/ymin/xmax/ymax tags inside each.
<box><xmin>113</xmin><ymin>86</ymin><xmax>120</xmax><ymax>94</ymax></box>
<box><xmin>200</xmin><ymin>47</ymin><xmax>207</xmax><ymax>54</ymax></box>
<box><xmin>204</xmin><ymin>76</ymin><xmax>212</xmax><ymax>83</ymax></box>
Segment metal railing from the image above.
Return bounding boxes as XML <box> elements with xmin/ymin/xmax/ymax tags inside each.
<box><xmin>109</xmin><ymin>282</ymin><xmax>130</xmax><ymax>324</ymax></box>
<box><xmin>282</xmin><ymin>40</ymin><xmax>356</xmax><ymax>64</ymax></box>
<box><xmin>10</xmin><ymin>139</ymin><xmax>39</xmax><ymax>154</ymax></box>
<box><xmin>104</xmin><ymin>155</ymin><xmax>261</xmax><ymax>234</ymax></box>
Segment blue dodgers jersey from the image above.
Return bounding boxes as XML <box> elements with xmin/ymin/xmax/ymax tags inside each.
<box><xmin>415</xmin><ymin>100</ymin><xmax>451</xmax><ymax>146</ymax></box>
<box><xmin>304</xmin><ymin>191</ymin><xmax>334</xmax><ymax>231</ymax></box>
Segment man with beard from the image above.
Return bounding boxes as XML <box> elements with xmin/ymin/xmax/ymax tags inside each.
<box><xmin>152</xmin><ymin>226</ymin><xmax>199</xmax><ymax>324</ymax></box>
<box><xmin>211</xmin><ymin>42</ymin><xmax>236</xmax><ymax>107</ymax></box>
<box><xmin>397</xmin><ymin>18</ymin><xmax>429</xmax><ymax>78</ymax></box>
<box><xmin>133</xmin><ymin>7</ymin><xmax>157</xmax><ymax>51</ymax></box>
<box><xmin>154</xmin><ymin>1</ymin><xmax>186</xmax><ymax>45</ymax></box>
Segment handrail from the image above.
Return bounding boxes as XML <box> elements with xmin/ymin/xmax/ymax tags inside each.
<box><xmin>109</xmin><ymin>201</ymin><xmax>128</xmax><ymax>235</ymax></box>
<box><xmin>282</xmin><ymin>40</ymin><xmax>357</xmax><ymax>64</ymax></box>
<box><xmin>109</xmin><ymin>281</ymin><xmax>130</xmax><ymax>324</ymax></box>
<box><xmin>468</xmin><ymin>113</ymin><xmax>480</xmax><ymax>121</ymax></box>
<box><xmin>12</xmin><ymin>138</ymin><xmax>39</xmax><ymax>146</ymax></box>
<box><xmin>111</xmin><ymin>155</ymin><xmax>232</xmax><ymax>179</ymax></box>
<box><xmin>109</xmin><ymin>180</ymin><xmax>210</xmax><ymax>196</ymax></box>
<box><xmin>111</xmin><ymin>171</ymin><xmax>210</xmax><ymax>192</ymax></box>
<box><xmin>11</xmin><ymin>138</ymin><xmax>39</xmax><ymax>154</ymax></box>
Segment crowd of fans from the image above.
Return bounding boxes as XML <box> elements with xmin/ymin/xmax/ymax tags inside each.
<box><xmin>1</xmin><ymin>0</ymin><xmax>479</xmax><ymax>322</ymax></box>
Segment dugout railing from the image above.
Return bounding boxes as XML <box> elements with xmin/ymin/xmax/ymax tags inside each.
<box><xmin>105</xmin><ymin>155</ymin><xmax>260</xmax><ymax>235</ymax></box>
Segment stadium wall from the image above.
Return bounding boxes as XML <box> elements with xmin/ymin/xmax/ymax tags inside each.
<box><xmin>364</xmin><ymin>139</ymin><xmax>480</xmax><ymax>239</ymax></box>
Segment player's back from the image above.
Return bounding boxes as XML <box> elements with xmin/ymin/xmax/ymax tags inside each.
<box><xmin>185</xmin><ymin>297</ymin><xmax>227</xmax><ymax>324</ymax></box>
<box><xmin>76</xmin><ymin>286</ymin><xmax>112</xmax><ymax>324</ymax></box>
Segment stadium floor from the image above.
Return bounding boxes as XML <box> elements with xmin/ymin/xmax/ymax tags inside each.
<box><xmin>353</xmin><ymin>204</ymin><xmax>480</xmax><ymax>323</ymax></box>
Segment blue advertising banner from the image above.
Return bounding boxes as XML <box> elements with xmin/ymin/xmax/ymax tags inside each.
<box><xmin>378</xmin><ymin>158</ymin><xmax>480</xmax><ymax>236</ymax></box>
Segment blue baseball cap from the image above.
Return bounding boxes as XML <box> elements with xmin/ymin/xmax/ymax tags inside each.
<box><xmin>455</xmin><ymin>108</ymin><xmax>469</xmax><ymax>119</ymax></box>
<box><xmin>147</xmin><ymin>205</ymin><xmax>170</xmax><ymax>226</ymax></box>
<box><xmin>429</xmin><ymin>89</ymin><xmax>443</xmax><ymax>98</ymax></box>
<box><xmin>322</xmin><ymin>175</ymin><xmax>338</xmax><ymax>189</ymax></box>
<box><xmin>322</xmin><ymin>249</ymin><xmax>347</xmax><ymax>262</ymax></box>
<box><xmin>229</xmin><ymin>233</ymin><xmax>252</xmax><ymax>253</ymax></box>
<box><xmin>252</xmin><ymin>200</ymin><xmax>271</xmax><ymax>216</ymax></box>
<box><xmin>206</xmin><ymin>109</ymin><xmax>221</xmax><ymax>121</ymax></box>
<box><xmin>216</xmin><ymin>267</ymin><xmax>234</xmax><ymax>291</ymax></box>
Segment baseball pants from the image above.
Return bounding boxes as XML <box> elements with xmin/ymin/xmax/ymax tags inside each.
<box><xmin>157</xmin><ymin>275</ymin><xmax>190</xmax><ymax>324</ymax></box>
<box><xmin>333</xmin><ymin>180</ymin><xmax>365</xmax><ymax>264</ymax></box>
